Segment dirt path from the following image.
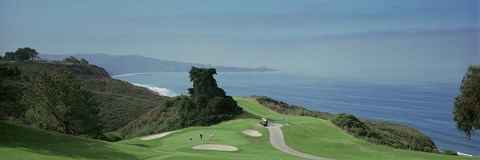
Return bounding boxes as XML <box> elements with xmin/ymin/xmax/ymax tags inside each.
<box><xmin>267</xmin><ymin>123</ymin><xmax>332</xmax><ymax>160</ymax></box>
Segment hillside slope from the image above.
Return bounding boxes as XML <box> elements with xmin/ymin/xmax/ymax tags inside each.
<box><xmin>0</xmin><ymin>61</ymin><xmax>169</xmax><ymax>131</ymax></box>
<box><xmin>0</xmin><ymin>121</ymin><xmax>163</xmax><ymax>160</ymax></box>
<box><xmin>255</xmin><ymin>96</ymin><xmax>438</xmax><ymax>153</ymax></box>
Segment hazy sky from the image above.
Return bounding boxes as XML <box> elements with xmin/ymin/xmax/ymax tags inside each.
<box><xmin>1</xmin><ymin>0</ymin><xmax>479</xmax><ymax>80</ymax></box>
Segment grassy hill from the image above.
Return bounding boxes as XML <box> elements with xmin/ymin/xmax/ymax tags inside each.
<box><xmin>0</xmin><ymin>121</ymin><xmax>163</xmax><ymax>160</ymax></box>
<box><xmin>256</xmin><ymin>96</ymin><xmax>437</xmax><ymax>153</ymax></box>
<box><xmin>2</xmin><ymin>97</ymin><xmax>476</xmax><ymax>160</ymax></box>
<box><xmin>0</xmin><ymin>61</ymin><xmax>169</xmax><ymax>132</ymax></box>
<box><xmin>235</xmin><ymin>97</ymin><xmax>476</xmax><ymax>160</ymax></box>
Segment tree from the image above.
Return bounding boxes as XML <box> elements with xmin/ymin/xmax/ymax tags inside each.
<box><xmin>80</xmin><ymin>58</ymin><xmax>89</xmax><ymax>65</ymax></box>
<box><xmin>3</xmin><ymin>52</ymin><xmax>15</xmax><ymax>61</ymax></box>
<box><xmin>15</xmin><ymin>47</ymin><xmax>39</xmax><ymax>61</ymax></box>
<box><xmin>22</xmin><ymin>71</ymin><xmax>103</xmax><ymax>136</ymax></box>
<box><xmin>63</xmin><ymin>56</ymin><xmax>80</xmax><ymax>63</ymax></box>
<box><xmin>188</xmin><ymin>66</ymin><xmax>226</xmax><ymax>107</ymax></box>
<box><xmin>453</xmin><ymin>65</ymin><xmax>480</xmax><ymax>139</ymax></box>
<box><xmin>2</xmin><ymin>47</ymin><xmax>39</xmax><ymax>61</ymax></box>
<box><xmin>176</xmin><ymin>67</ymin><xmax>242</xmax><ymax>127</ymax></box>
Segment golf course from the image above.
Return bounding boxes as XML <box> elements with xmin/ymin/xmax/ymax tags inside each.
<box><xmin>1</xmin><ymin>97</ymin><xmax>476</xmax><ymax>160</ymax></box>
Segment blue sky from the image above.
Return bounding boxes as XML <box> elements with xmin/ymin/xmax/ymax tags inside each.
<box><xmin>0</xmin><ymin>0</ymin><xmax>479</xmax><ymax>81</ymax></box>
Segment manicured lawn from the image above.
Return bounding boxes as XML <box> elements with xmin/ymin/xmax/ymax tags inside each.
<box><xmin>119</xmin><ymin>118</ymin><xmax>301</xmax><ymax>160</ymax></box>
<box><xmin>1</xmin><ymin>97</ymin><xmax>478</xmax><ymax>160</ymax></box>
<box><xmin>0</xmin><ymin>121</ymin><xmax>163</xmax><ymax>160</ymax></box>
<box><xmin>235</xmin><ymin>97</ymin><xmax>478</xmax><ymax>160</ymax></box>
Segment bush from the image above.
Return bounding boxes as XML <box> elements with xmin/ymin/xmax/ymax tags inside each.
<box><xmin>103</xmin><ymin>132</ymin><xmax>122</xmax><ymax>142</ymax></box>
<box><xmin>255</xmin><ymin>96</ymin><xmax>331</xmax><ymax>120</ymax></box>
<box><xmin>443</xmin><ymin>149</ymin><xmax>458</xmax><ymax>155</ymax></box>
<box><xmin>113</xmin><ymin>98</ymin><xmax>176</xmax><ymax>139</ymax></box>
<box><xmin>364</xmin><ymin>120</ymin><xmax>438</xmax><ymax>153</ymax></box>
<box><xmin>331</xmin><ymin>113</ymin><xmax>379</xmax><ymax>138</ymax></box>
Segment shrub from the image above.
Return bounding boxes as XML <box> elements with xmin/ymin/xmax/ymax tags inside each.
<box><xmin>255</xmin><ymin>96</ymin><xmax>331</xmax><ymax>120</ymax></box>
<box><xmin>331</xmin><ymin>113</ymin><xmax>379</xmax><ymax>138</ymax></box>
<box><xmin>443</xmin><ymin>149</ymin><xmax>458</xmax><ymax>155</ymax></box>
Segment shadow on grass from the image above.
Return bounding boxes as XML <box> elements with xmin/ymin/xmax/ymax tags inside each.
<box><xmin>235</xmin><ymin>111</ymin><xmax>261</xmax><ymax>120</ymax></box>
<box><xmin>130</xmin><ymin>143</ymin><xmax>151</xmax><ymax>148</ymax></box>
<box><xmin>0</xmin><ymin>121</ymin><xmax>140</xmax><ymax>160</ymax></box>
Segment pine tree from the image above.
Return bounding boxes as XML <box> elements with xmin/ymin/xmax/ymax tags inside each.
<box><xmin>453</xmin><ymin>65</ymin><xmax>480</xmax><ymax>139</ymax></box>
<box><xmin>23</xmin><ymin>71</ymin><xmax>103</xmax><ymax>136</ymax></box>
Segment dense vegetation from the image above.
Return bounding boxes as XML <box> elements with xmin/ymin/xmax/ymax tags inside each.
<box><xmin>331</xmin><ymin>113</ymin><xmax>379</xmax><ymax>139</ymax></box>
<box><xmin>1</xmin><ymin>48</ymin><xmax>170</xmax><ymax>141</ymax></box>
<box><xmin>364</xmin><ymin>120</ymin><xmax>438</xmax><ymax>152</ymax></box>
<box><xmin>1</xmin><ymin>48</ymin><xmax>245</xmax><ymax>141</ymax></box>
<box><xmin>114</xmin><ymin>99</ymin><xmax>177</xmax><ymax>139</ymax></box>
<box><xmin>256</xmin><ymin>96</ymin><xmax>332</xmax><ymax>120</ymax></box>
<box><xmin>255</xmin><ymin>96</ymin><xmax>438</xmax><ymax>153</ymax></box>
<box><xmin>22</xmin><ymin>71</ymin><xmax>103</xmax><ymax>137</ymax></box>
<box><xmin>115</xmin><ymin>67</ymin><xmax>243</xmax><ymax>139</ymax></box>
<box><xmin>453</xmin><ymin>64</ymin><xmax>480</xmax><ymax>139</ymax></box>
<box><xmin>2</xmin><ymin>47</ymin><xmax>39</xmax><ymax>61</ymax></box>
<box><xmin>179</xmin><ymin>67</ymin><xmax>243</xmax><ymax>126</ymax></box>
<box><xmin>0</xmin><ymin>61</ymin><xmax>167</xmax><ymax>133</ymax></box>
<box><xmin>443</xmin><ymin>149</ymin><xmax>458</xmax><ymax>156</ymax></box>
<box><xmin>62</xmin><ymin>56</ymin><xmax>89</xmax><ymax>65</ymax></box>
<box><xmin>0</xmin><ymin>66</ymin><xmax>24</xmax><ymax>119</ymax></box>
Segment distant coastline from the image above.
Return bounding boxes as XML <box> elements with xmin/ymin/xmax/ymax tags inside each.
<box><xmin>112</xmin><ymin>72</ymin><xmax>158</xmax><ymax>77</ymax></box>
<box><xmin>41</xmin><ymin>53</ymin><xmax>278</xmax><ymax>75</ymax></box>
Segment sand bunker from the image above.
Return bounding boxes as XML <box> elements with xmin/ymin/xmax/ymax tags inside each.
<box><xmin>192</xmin><ymin>144</ymin><xmax>238</xmax><ymax>151</ymax></box>
<box><xmin>243</xmin><ymin>130</ymin><xmax>262</xmax><ymax>137</ymax></box>
<box><xmin>140</xmin><ymin>131</ymin><xmax>178</xmax><ymax>140</ymax></box>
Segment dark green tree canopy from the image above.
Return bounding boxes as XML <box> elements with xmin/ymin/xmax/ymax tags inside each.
<box><xmin>3</xmin><ymin>52</ymin><xmax>16</xmax><ymax>61</ymax></box>
<box><xmin>0</xmin><ymin>66</ymin><xmax>21</xmax><ymax>79</ymax></box>
<box><xmin>62</xmin><ymin>56</ymin><xmax>89</xmax><ymax>65</ymax></box>
<box><xmin>0</xmin><ymin>66</ymin><xmax>23</xmax><ymax>119</ymax></box>
<box><xmin>453</xmin><ymin>65</ymin><xmax>480</xmax><ymax>139</ymax></box>
<box><xmin>2</xmin><ymin>47</ymin><xmax>39</xmax><ymax>61</ymax></box>
<box><xmin>22</xmin><ymin>71</ymin><xmax>103</xmax><ymax>136</ymax></box>
<box><xmin>188</xmin><ymin>66</ymin><xmax>226</xmax><ymax>107</ymax></box>
<box><xmin>176</xmin><ymin>67</ymin><xmax>242</xmax><ymax>127</ymax></box>
<box><xmin>80</xmin><ymin>58</ymin><xmax>89</xmax><ymax>65</ymax></box>
<box><xmin>63</xmin><ymin>56</ymin><xmax>80</xmax><ymax>63</ymax></box>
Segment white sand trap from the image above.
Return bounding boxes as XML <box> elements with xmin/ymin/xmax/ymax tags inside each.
<box><xmin>193</xmin><ymin>144</ymin><xmax>238</xmax><ymax>151</ymax></box>
<box><xmin>243</xmin><ymin>130</ymin><xmax>262</xmax><ymax>137</ymax></box>
<box><xmin>140</xmin><ymin>131</ymin><xmax>178</xmax><ymax>140</ymax></box>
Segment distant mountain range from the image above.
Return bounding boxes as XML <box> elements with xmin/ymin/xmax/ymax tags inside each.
<box><xmin>40</xmin><ymin>54</ymin><xmax>277</xmax><ymax>75</ymax></box>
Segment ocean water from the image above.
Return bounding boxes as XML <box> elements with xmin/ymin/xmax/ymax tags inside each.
<box><xmin>113</xmin><ymin>71</ymin><xmax>479</xmax><ymax>155</ymax></box>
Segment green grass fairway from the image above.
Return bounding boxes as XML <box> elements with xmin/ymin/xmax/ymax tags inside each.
<box><xmin>119</xmin><ymin>118</ymin><xmax>301</xmax><ymax>160</ymax></box>
<box><xmin>234</xmin><ymin>97</ymin><xmax>477</xmax><ymax>160</ymax></box>
<box><xmin>0</xmin><ymin>121</ymin><xmax>163</xmax><ymax>160</ymax></box>
<box><xmin>1</xmin><ymin>97</ymin><xmax>478</xmax><ymax>160</ymax></box>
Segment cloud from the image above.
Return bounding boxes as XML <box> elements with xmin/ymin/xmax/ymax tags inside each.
<box><xmin>0</xmin><ymin>0</ymin><xmax>477</xmax><ymax>80</ymax></box>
